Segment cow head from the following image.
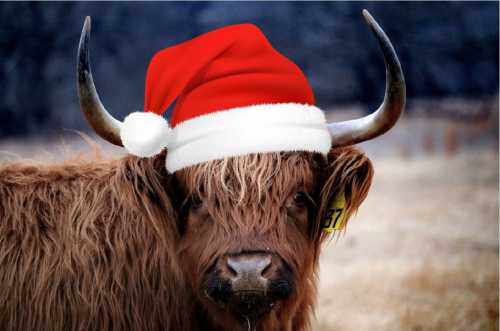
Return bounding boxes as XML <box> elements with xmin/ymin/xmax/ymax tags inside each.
<box><xmin>76</xmin><ymin>10</ymin><xmax>404</xmax><ymax>330</ymax></box>
<box><xmin>170</xmin><ymin>147</ymin><xmax>373</xmax><ymax>329</ymax></box>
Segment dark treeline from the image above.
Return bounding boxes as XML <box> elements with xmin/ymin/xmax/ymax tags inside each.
<box><xmin>0</xmin><ymin>2</ymin><xmax>498</xmax><ymax>137</ymax></box>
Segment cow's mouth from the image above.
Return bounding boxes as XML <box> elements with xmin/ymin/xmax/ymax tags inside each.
<box><xmin>226</xmin><ymin>290</ymin><xmax>275</xmax><ymax>320</ymax></box>
<box><xmin>204</xmin><ymin>279</ymin><xmax>289</xmax><ymax>321</ymax></box>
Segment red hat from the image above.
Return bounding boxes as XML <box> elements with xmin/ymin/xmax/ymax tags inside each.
<box><xmin>120</xmin><ymin>24</ymin><xmax>331</xmax><ymax>172</ymax></box>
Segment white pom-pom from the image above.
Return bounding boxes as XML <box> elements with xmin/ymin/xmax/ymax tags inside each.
<box><xmin>120</xmin><ymin>112</ymin><xmax>171</xmax><ymax>157</ymax></box>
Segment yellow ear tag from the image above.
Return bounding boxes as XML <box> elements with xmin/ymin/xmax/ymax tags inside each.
<box><xmin>323</xmin><ymin>191</ymin><xmax>346</xmax><ymax>232</ymax></box>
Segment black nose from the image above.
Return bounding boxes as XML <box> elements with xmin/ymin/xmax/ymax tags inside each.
<box><xmin>226</xmin><ymin>254</ymin><xmax>271</xmax><ymax>291</ymax></box>
<box><xmin>205</xmin><ymin>252</ymin><xmax>293</xmax><ymax>319</ymax></box>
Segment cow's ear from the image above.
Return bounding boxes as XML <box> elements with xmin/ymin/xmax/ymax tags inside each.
<box><xmin>316</xmin><ymin>146</ymin><xmax>374</xmax><ymax>240</ymax></box>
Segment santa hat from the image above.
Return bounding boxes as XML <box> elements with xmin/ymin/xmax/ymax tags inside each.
<box><xmin>120</xmin><ymin>23</ymin><xmax>331</xmax><ymax>173</ymax></box>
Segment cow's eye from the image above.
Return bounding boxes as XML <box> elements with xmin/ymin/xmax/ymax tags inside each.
<box><xmin>286</xmin><ymin>191</ymin><xmax>315</xmax><ymax>227</ymax></box>
<box><xmin>293</xmin><ymin>192</ymin><xmax>309</xmax><ymax>208</ymax></box>
<box><xmin>287</xmin><ymin>191</ymin><xmax>315</xmax><ymax>211</ymax></box>
<box><xmin>190</xmin><ymin>196</ymin><xmax>203</xmax><ymax>211</ymax></box>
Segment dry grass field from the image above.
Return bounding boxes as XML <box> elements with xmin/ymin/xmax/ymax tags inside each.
<box><xmin>0</xmin><ymin>111</ymin><xmax>498</xmax><ymax>331</ymax></box>
<box><xmin>314</xmin><ymin>149</ymin><xmax>498</xmax><ymax>331</ymax></box>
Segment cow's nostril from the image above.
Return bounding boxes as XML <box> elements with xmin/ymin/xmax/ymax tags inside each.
<box><xmin>257</xmin><ymin>256</ymin><xmax>271</xmax><ymax>277</ymax></box>
<box><xmin>261</xmin><ymin>261</ymin><xmax>272</xmax><ymax>278</ymax></box>
<box><xmin>226</xmin><ymin>261</ymin><xmax>238</xmax><ymax>278</ymax></box>
<box><xmin>226</xmin><ymin>257</ymin><xmax>240</xmax><ymax>278</ymax></box>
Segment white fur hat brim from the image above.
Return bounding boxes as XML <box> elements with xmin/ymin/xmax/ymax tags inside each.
<box><xmin>165</xmin><ymin>103</ymin><xmax>331</xmax><ymax>172</ymax></box>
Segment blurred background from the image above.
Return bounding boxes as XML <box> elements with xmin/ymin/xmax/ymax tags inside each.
<box><xmin>0</xmin><ymin>2</ymin><xmax>498</xmax><ymax>330</ymax></box>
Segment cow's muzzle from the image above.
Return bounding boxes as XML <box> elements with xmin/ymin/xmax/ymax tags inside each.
<box><xmin>204</xmin><ymin>252</ymin><xmax>293</xmax><ymax>320</ymax></box>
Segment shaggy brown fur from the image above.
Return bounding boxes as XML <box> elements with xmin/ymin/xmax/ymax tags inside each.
<box><xmin>0</xmin><ymin>154</ymin><xmax>187</xmax><ymax>331</ymax></box>
<box><xmin>0</xmin><ymin>146</ymin><xmax>373</xmax><ymax>331</ymax></box>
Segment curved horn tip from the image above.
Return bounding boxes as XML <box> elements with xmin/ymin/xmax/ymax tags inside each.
<box><xmin>362</xmin><ymin>9</ymin><xmax>373</xmax><ymax>22</ymax></box>
<box><xmin>80</xmin><ymin>17</ymin><xmax>91</xmax><ymax>40</ymax></box>
<box><xmin>78</xmin><ymin>17</ymin><xmax>91</xmax><ymax>72</ymax></box>
<box><xmin>84</xmin><ymin>16</ymin><xmax>91</xmax><ymax>29</ymax></box>
<box><xmin>79</xmin><ymin>17</ymin><xmax>91</xmax><ymax>53</ymax></box>
<box><xmin>362</xmin><ymin>9</ymin><xmax>382</xmax><ymax>33</ymax></box>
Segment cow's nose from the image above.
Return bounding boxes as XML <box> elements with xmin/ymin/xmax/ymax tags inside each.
<box><xmin>225</xmin><ymin>253</ymin><xmax>272</xmax><ymax>291</ymax></box>
<box><xmin>215</xmin><ymin>252</ymin><xmax>279</xmax><ymax>319</ymax></box>
<box><xmin>205</xmin><ymin>252</ymin><xmax>293</xmax><ymax>319</ymax></box>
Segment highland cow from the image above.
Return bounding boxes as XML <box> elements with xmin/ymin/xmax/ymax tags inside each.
<box><xmin>0</xmin><ymin>10</ymin><xmax>405</xmax><ymax>331</ymax></box>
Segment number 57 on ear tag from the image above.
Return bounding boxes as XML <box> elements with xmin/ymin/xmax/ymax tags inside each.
<box><xmin>323</xmin><ymin>191</ymin><xmax>346</xmax><ymax>232</ymax></box>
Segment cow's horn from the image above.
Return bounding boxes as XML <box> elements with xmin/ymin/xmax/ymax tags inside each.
<box><xmin>77</xmin><ymin>16</ymin><xmax>123</xmax><ymax>147</ymax></box>
<box><xmin>328</xmin><ymin>10</ymin><xmax>406</xmax><ymax>147</ymax></box>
